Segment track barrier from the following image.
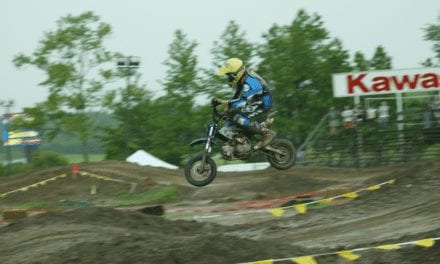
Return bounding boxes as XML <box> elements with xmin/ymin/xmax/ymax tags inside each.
<box><xmin>268</xmin><ymin>179</ymin><xmax>396</xmax><ymax>217</ymax></box>
<box><xmin>166</xmin><ymin>191</ymin><xmax>320</xmax><ymax>214</ymax></box>
<box><xmin>179</xmin><ymin>179</ymin><xmax>396</xmax><ymax>220</ymax></box>
<box><xmin>79</xmin><ymin>171</ymin><xmax>137</xmax><ymax>193</ymax></box>
<box><xmin>239</xmin><ymin>237</ymin><xmax>439</xmax><ymax>264</ymax></box>
<box><xmin>0</xmin><ymin>169</ymin><xmax>137</xmax><ymax>199</ymax></box>
<box><xmin>0</xmin><ymin>173</ymin><xmax>67</xmax><ymax>198</ymax></box>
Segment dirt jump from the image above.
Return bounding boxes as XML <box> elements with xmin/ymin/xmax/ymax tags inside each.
<box><xmin>0</xmin><ymin>159</ymin><xmax>439</xmax><ymax>263</ymax></box>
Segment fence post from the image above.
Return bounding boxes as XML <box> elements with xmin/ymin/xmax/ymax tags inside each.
<box><xmin>129</xmin><ymin>183</ymin><xmax>137</xmax><ymax>193</ymax></box>
<box><xmin>355</xmin><ymin>125</ymin><xmax>364</xmax><ymax>168</ymax></box>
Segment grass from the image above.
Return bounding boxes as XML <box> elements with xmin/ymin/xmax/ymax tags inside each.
<box><xmin>63</xmin><ymin>154</ymin><xmax>105</xmax><ymax>164</ymax></box>
<box><xmin>16</xmin><ymin>201</ymin><xmax>50</xmax><ymax>210</ymax></box>
<box><xmin>13</xmin><ymin>186</ymin><xmax>180</xmax><ymax>210</ymax></box>
<box><xmin>0</xmin><ymin>151</ymin><xmax>105</xmax><ymax>165</ymax></box>
<box><xmin>105</xmin><ymin>185</ymin><xmax>181</xmax><ymax>207</ymax></box>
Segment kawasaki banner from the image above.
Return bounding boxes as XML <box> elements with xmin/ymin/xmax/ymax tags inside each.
<box><xmin>332</xmin><ymin>67</ymin><xmax>440</xmax><ymax>97</ymax></box>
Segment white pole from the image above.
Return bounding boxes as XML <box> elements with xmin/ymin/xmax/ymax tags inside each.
<box><xmin>354</xmin><ymin>95</ymin><xmax>360</xmax><ymax>106</ymax></box>
<box><xmin>395</xmin><ymin>93</ymin><xmax>404</xmax><ymax>145</ymax></box>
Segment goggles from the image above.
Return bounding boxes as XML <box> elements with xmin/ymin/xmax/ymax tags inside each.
<box><xmin>226</xmin><ymin>73</ymin><xmax>236</xmax><ymax>83</ymax></box>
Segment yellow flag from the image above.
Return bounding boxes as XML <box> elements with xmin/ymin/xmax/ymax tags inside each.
<box><xmin>291</xmin><ymin>256</ymin><xmax>317</xmax><ymax>264</ymax></box>
<box><xmin>338</xmin><ymin>250</ymin><xmax>360</xmax><ymax>261</ymax></box>
<box><xmin>294</xmin><ymin>204</ymin><xmax>307</xmax><ymax>214</ymax></box>
<box><xmin>375</xmin><ymin>244</ymin><xmax>401</xmax><ymax>250</ymax></box>
<box><xmin>20</xmin><ymin>187</ymin><xmax>29</xmax><ymax>192</ymax></box>
<box><xmin>252</xmin><ymin>259</ymin><xmax>273</xmax><ymax>264</ymax></box>
<box><xmin>342</xmin><ymin>192</ymin><xmax>358</xmax><ymax>199</ymax></box>
<box><xmin>388</xmin><ymin>179</ymin><xmax>396</xmax><ymax>184</ymax></box>
<box><xmin>415</xmin><ymin>238</ymin><xmax>435</xmax><ymax>248</ymax></box>
<box><xmin>367</xmin><ymin>185</ymin><xmax>381</xmax><ymax>191</ymax></box>
<box><xmin>269</xmin><ymin>208</ymin><xmax>285</xmax><ymax>217</ymax></box>
<box><xmin>59</xmin><ymin>174</ymin><xmax>67</xmax><ymax>178</ymax></box>
<box><xmin>320</xmin><ymin>198</ymin><xmax>333</xmax><ymax>204</ymax></box>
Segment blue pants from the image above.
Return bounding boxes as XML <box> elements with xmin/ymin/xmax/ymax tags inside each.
<box><xmin>232</xmin><ymin>108</ymin><xmax>264</xmax><ymax>127</ymax></box>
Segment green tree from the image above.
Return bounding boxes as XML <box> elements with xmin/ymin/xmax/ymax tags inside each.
<box><xmin>150</xmin><ymin>30</ymin><xmax>202</xmax><ymax>165</ymax></box>
<box><xmin>101</xmin><ymin>75</ymin><xmax>152</xmax><ymax>160</ymax></box>
<box><xmin>101</xmin><ymin>30</ymin><xmax>205</xmax><ymax>165</ymax></box>
<box><xmin>370</xmin><ymin>45</ymin><xmax>392</xmax><ymax>70</ymax></box>
<box><xmin>162</xmin><ymin>30</ymin><xmax>200</xmax><ymax>100</ymax></box>
<box><xmin>13</xmin><ymin>11</ymin><xmax>117</xmax><ymax>162</ymax></box>
<box><xmin>101</xmin><ymin>86</ymin><xmax>154</xmax><ymax>160</ymax></box>
<box><xmin>353</xmin><ymin>51</ymin><xmax>370</xmax><ymax>71</ymax></box>
<box><xmin>257</xmin><ymin>10</ymin><xmax>352</xmax><ymax>144</ymax></box>
<box><xmin>423</xmin><ymin>15</ymin><xmax>440</xmax><ymax>65</ymax></box>
<box><xmin>204</xmin><ymin>20</ymin><xmax>255</xmax><ymax>98</ymax></box>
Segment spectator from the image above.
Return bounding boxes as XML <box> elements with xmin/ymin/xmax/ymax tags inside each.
<box><xmin>366</xmin><ymin>104</ymin><xmax>377</xmax><ymax>129</ymax></box>
<box><xmin>422</xmin><ymin>98</ymin><xmax>432</xmax><ymax>129</ymax></box>
<box><xmin>341</xmin><ymin>105</ymin><xmax>354</xmax><ymax>128</ymax></box>
<box><xmin>432</xmin><ymin>95</ymin><xmax>440</xmax><ymax>125</ymax></box>
<box><xmin>377</xmin><ymin>101</ymin><xmax>390</xmax><ymax>129</ymax></box>
<box><xmin>327</xmin><ymin>106</ymin><xmax>339</xmax><ymax>135</ymax></box>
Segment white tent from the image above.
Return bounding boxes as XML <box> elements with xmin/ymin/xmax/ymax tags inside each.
<box><xmin>126</xmin><ymin>150</ymin><xmax>179</xmax><ymax>170</ymax></box>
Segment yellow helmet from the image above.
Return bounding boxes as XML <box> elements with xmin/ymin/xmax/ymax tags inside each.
<box><xmin>216</xmin><ymin>58</ymin><xmax>246</xmax><ymax>88</ymax></box>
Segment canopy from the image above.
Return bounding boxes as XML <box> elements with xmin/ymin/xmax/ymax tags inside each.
<box><xmin>126</xmin><ymin>150</ymin><xmax>178</xmax><ymax>170</ymax></box>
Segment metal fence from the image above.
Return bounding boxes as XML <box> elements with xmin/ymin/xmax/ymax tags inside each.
<box><xmin>298</xmin><ymin>114</ymin><xmax>440</xmax><ymax>168</ymax></box>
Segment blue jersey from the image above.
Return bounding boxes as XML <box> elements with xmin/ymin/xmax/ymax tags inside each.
<box><xmin>228</xmin><ymin>72</ymin><xmax>272</xmax><ymax>117</ymax></box>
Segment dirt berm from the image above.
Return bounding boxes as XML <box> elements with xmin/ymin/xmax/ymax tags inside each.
<box><xmin>0</xmin><ymin>159</ymin><xmax>439</xmax><ymax>263</ymax></box>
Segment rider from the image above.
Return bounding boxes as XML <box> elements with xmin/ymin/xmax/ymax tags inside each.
<box><xmin>214</xmin><ymin>58</ymin><xmax>276</xmax><ymax>149</ymax></box>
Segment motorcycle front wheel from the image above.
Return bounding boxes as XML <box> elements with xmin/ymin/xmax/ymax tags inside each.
<box><xmin>184</xmin><ymin>153</ymin><xmax>217</xmax><ymax>187</ymax></box>
<box><xmin>266</xmin><ymin>138</ymin><xmax>297</xmax><ymax>170</ymax></box>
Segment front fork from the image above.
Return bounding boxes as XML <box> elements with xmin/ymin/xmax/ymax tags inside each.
<box><xmin>200</xmin><ymin>124</ymin><xmax>215</xmax><ymax>170</ymax></box>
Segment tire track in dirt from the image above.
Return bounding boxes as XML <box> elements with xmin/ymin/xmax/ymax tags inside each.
<box><xmin>0</xmin><ymin>159</ymin><xmax>439</xmax><ymax>263</ymax></box>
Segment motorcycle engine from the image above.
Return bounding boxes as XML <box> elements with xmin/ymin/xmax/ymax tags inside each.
<box><xmin>221</xmin><ymin>136</ymin><xmax>252</xmax><ymax>160</ymax></box>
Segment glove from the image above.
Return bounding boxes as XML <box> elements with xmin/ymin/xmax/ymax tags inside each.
<box><xmin>212</xmin><ymin>98</ymin><xmax>222</xmax><ymax>106</ymax></box>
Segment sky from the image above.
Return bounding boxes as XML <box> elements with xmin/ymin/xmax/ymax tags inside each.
<box><xmin>1</xmin><ymin>0</ymin><xmax>439</xmax><ymax>112</ymax></box>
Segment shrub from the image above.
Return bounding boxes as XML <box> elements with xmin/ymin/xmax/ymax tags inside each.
<box><xmin>31</xmin><ymin>151</ymin><xmax>68</xmax><ymax>169</ymax></box>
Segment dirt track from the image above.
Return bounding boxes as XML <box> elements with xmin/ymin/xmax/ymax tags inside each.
<box><xmin>0</xmin><ymin>159</ymin><xmax>439</xmax><ymax>263</ymax></box>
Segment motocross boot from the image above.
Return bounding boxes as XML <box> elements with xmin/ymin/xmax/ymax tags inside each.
<box><xmin>247</xmin><ymin>121</ymin><xmax>276</xmax><ymax>150</ymax></box>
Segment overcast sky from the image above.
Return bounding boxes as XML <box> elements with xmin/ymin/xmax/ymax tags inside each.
<box><xmin>1</xmin><ymin>0</ymin><xmax>439</xmax><ymax>112</ymax></box>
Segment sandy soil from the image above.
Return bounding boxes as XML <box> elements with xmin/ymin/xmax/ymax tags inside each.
<box><xmin>0</xmin><ymin>159</ymin><xmax>439</xmax><ymax>263</ymax></box>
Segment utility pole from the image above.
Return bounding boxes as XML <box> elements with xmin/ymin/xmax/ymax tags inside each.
<box><xmin>116</xmin><ymin>56</ymin><xmax>140</xmax><ymax>158</ymax></box>
<box><xmin>1</xmin><ymin>100</ymin><xmax>14</xmax><ymax>175</ymax></box>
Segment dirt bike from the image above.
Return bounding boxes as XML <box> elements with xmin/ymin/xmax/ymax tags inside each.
<box><xmin>184</xmin><ymin>100</ymin><xmax>297</xmax><ymax>187</ymax></box>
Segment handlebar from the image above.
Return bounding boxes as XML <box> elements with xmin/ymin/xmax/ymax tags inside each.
<box><xmin>211</xmin><ymin>99</ymin><xmax>230</xmax><ymax>122</ymax></box>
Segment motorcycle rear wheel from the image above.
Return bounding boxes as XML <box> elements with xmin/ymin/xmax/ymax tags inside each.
<box><xmin>184</xmin><ymin>153</ymin><xmax>217</xmax><ymax>187</ymax></box>
<box><xmin>266</xmin><ymin>138</ymin><xmax>297</xmax><ymax>170</ymax></box>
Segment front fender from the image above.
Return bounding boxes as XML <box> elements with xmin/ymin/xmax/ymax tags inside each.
<box><xmin>190</xmin><ymin>137</ymin><xmax>216</xmax><ymax>146</ymax></box>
